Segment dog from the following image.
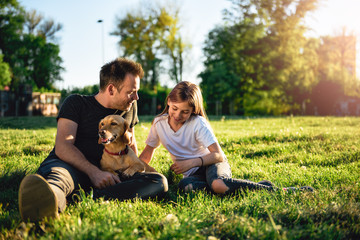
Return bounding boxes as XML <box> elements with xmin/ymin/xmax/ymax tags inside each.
<box><xmin>98</xmin><ymin>114</ymin><xmax>157</xmax><ymax>177</ymax></box>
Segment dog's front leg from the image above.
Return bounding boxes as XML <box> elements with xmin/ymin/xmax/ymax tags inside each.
<box><xmin>122</xmin><ymin>163</ymin><xmax>145</xmax><ymax>177</ymax></box>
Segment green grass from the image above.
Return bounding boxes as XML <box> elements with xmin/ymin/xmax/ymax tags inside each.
<box><xmin>0</xmin><ymin>116</ymin><xmax>359</xmax><ymax>239</ymax></box>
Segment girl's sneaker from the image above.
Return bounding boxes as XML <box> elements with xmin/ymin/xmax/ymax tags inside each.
<box><xmin>258</xmin><ymin>180</ymin><xmax>275</xmax><ymax>187</ymax></box>
<box><xmin>283</xmin><ymin>186</ymin><xmax>314</xmax><ymax>192</ymax></box>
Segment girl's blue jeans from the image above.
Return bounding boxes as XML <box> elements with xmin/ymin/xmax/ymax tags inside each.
<box><xmin>178</xmin><ymin>161</ymin><xmax>276</xmax><ymax>193</ymax></box>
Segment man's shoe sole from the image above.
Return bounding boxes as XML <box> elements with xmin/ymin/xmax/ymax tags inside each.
<box><xmin>19</xmin><ymin>174</ymin><xmax>58</xmax><ymax>222</ymax></box>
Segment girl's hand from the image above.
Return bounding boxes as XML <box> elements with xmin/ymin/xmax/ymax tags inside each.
<box><xmin>170</xmin><ymin>159</ymin><xmax>196</xmax><ymax>174</ymax></box>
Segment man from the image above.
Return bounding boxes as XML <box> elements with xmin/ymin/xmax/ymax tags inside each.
<box><xmin>18</xmin><ymin>58</ymin><xmax>168</xmax><ymax>222</ymax></box>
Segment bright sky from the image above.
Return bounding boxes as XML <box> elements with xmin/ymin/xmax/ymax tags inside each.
<box><xmin>19</xmin><ymin>0</ymin><xmax>360</xmax><ymax>89</ymax></box>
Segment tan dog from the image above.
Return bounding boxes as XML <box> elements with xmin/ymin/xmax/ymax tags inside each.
<box><xmin>98</xmin><ymin>115</ymin><xmax>157</xmax><ymax>177</ymax></box>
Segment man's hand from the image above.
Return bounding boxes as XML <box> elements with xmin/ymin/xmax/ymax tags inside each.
<box><xmin>170</xmin><ymin>159</ymin><xmax>197</xmax><ymax>175</ymax></box>
<box><xmin>89</xmin><ymin>169</ymin><xmax>121</xmax><ymax>189</ymax></box>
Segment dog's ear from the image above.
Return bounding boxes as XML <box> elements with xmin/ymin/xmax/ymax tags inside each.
<box><xmin>123</xmin><ymin>119</ymin><xmax>129</xmax><ymax>131</ymax></box>
<box><xmin>98</xmin><ymin>122</ymin><xmax>103</xmax><ymax>144</ymax></box>
<box><xmin>121</xmin><ymin>120</ymin><xmax>132</xmax><ymax>145</ymax></box>
<box><xmin>122</xmin><ymin>131</ymin><xmax>132</xmax><ymax>145</ymax></box>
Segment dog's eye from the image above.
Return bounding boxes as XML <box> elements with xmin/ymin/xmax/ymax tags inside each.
<box><xmin>111</xmin><ymin>122</ymin><xmax>117</xmax><ymax>126</ymax></box>
<box><xmin>100</xmin><ymin>122</ymin><xmax>104</xmax><ymax>126</ymax></box>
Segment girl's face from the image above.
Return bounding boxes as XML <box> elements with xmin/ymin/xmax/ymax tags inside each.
<box><xmin>168</xmin><ymin>100</ymin><xmax>194</xmax><ymax>126</ymax></box>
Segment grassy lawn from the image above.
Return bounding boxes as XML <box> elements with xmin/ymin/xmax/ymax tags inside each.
<box><xmin>0</xmin><ymin>116</ymin><xmax>359</xmax><ymax>239</ymax></box>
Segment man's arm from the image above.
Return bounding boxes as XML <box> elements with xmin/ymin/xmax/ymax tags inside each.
<box><xmin>128</xmin><ymin>127</ymin><xmax>138</xmax><ymax>155</ymax></box>
<box><xmin>55</xmin><ymin>118</ymin><xmax>120</xmax><ymax>188</ymax></box>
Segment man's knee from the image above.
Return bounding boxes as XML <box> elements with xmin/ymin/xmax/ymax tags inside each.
<box><xmin>140</xmin><ymin>172</ymin><xmax>169</xmax><ymax>193</ymax></box>
<box><xmin>155</xmin><ymin>173</ymin><xmax>168</xmax><ymax>193</ymax></box>
<box><xmin>37</xmin><ymin>159</ymin><xmax>81</xmax><ymax>195</ymax></box>
<box><xmin>211</xmin><ymin>179</ymin><xmax>229</xmax><ymax>194</ymax></box>
<box><xmin>44</xmin><ymin>167</ymin><xmax>75</xmax><ymax>195</ymax></box>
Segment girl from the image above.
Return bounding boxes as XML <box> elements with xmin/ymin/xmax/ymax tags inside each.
<box><xmin>139</xmin><ymin>81</ymin><xmax>312</xmax><ymax>194</ymax></box>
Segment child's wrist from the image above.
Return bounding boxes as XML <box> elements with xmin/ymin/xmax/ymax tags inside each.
<box><xmin>198</xmin><ymin>156</ymin><xmax>204</xmax><ymax>167</ymax></box>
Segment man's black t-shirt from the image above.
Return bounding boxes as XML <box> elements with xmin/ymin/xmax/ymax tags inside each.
<box><xmin>45</xmin><ymin>94</ymin><xmax>139</xmax><ymax>167</ymax></box>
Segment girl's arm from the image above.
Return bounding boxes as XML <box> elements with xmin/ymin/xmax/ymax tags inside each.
<box><xmin>204</xmin><ymin>142</ymin><xmax>225</xmax><ymax>165</ymax></box>
<box><xmin>170</xmin><ymin>142</ymin><xmax>224</xmax><ymax>174</ymax></box>
<box><xmin>139</xmin><ymin>144</ymin><xmax>156</xmax><ymax>164</ymax></box>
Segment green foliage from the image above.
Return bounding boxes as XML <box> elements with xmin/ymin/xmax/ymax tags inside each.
<box><xmin>200</xmin><ymin>0</ymin><xmax>359</xmax><ymax>116</ymax></box>
<box><xmin>200</xmin><ymin>26</ymin><xmax>246</xmax><ymax>114</ymax></box>
<box><xmin>137</xmin><ymin>85</ymin><xmax>171</xmax><ymax>115</ymax></box>
<box><xmin>16</xmin><ymin>34</ymin><xmax>63</xmax><ymax>89</ymax></box>
<box><xmin>0</xmin><ymin>0</ymin><xmax>25</xmax><ymax>90</ymax></box>
<box><xmin>0</xmin><ymin>0</ymin><xmax>63</xmax><ymax>92</ymax></box>
<box><xmin>0</xmin><ymin>116</ymin><xmax>360</xmax><ymax>239</ymax></box>
<box><xmin>61</xmin><ymin>84</ymin><xmax>100</xmax><ymax>99</ymax></box>
<box><xmin>201</xmin><ymin>0</ymin><xmax>320</xmax><ymax>116</ymax></box>
<box><xmin>0</xmin><ymin>54</ymin><xmax>11</xmax><ymax>89</ymax></box>
<box><xmin>316</xmin><ymin>29</ymin><xmax>358</xmax><ymax>96</ymax></box>
<box><xmin>59</xmin><ymin>84</ymin><xmax>170</xmax><ymax>116</ymax></box>
<box><xmin>112</xmin><ymin>2</ymin><xmax>190</xmax><ymax>88</ymax></box>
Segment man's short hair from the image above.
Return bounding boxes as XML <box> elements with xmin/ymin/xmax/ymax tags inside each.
<box><xmin>99</xmin><ymin>58</ymin><xmax>144</xmax><ymax>91</ymax></box>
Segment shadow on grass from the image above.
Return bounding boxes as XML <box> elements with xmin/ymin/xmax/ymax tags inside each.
<box><xmin>0</xmin><ymin>166</ymin><xmax>185</xmax><ymax>215</ymax></box>
<box><xmin>0</xmin><ymin>170</ymin><xmax>27</xmax><ymax>211</ymax></box>
<box><xmin>0</xmin><ymin>116</ymin><xmax>57</xmax><ymax>130</ymax></box>
<box><xmin>0</xmin><ymin>168</ymin><xmax>48</xmax><ymax>238</ymax></box>
<box><xmin>222</xmin><ymin>134</ymin><xmax>328</xmax><ymax>146</ymax></box>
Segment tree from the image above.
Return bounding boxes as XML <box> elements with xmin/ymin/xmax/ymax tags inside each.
<box><xmin>112</xmin><ymin>2</ymin><xmax>190</xmax><ymax>87</ymax></box>
<box><xmin>25</xmin><ymin>9</ymin><xmax>62</xmax><ymax>41</ymax></box>
<box><xmin>112</xmin><ymin>2</ymin><xmax>190</xmax><ymax>115</ymax></box>
<box><xmin>200</xmin><ymin>1</ymin><xmax>270</xmax><ymax>115</ymax></box>
<box><xmin>306</xmin><ymin>28</ymin><xmax>359</xmax><ymax>115</ymax></box>
<box><xmin>159</xmin><ymin>7</ymin><xmax>191</xmax><ymax>83</ymax></box>
<box><xmin>255</xmin><ymin>0</ymin><xmax>318</xmax><ymax>114</ymax></box>
<box><xmin>200</xmin><ymin>25</ymin><xmax>251</xmax><ymax>115</ymax></box>
<box><xmin>22</xmin><ymin>9</ymin><xmax>63</xmax><ymax>90</ymax></box>
<box><xmin>0</xmin><ymin>2</ymin><xmax>64</xmax><ymax>91</ymax></box>
<box><xmin>0</xmin><ymin>0</ymin><xmax>25</xmax><ymax>90</ymax></box>
<box><xmin>200</xmin><ymin>0</ymin><xmax>319</xmax><ymax>115</ymax></box>
<box><xmin>0</xmin><ymin>54</ymin><xmax>11</xmax><ymax>89</ymax></box>
<box><xmin>0</xmin><ymin>0</ymin><xmax>24</xmax><ymax>54</ymax></box>
<box><xmin>317</xmin><ymin>28</ymin><xmax>358</xmax><ymax>97</ymax></box>
<box><xmin>113</xmin><ymin>10</ymin><xmax>161</xmax><ymax>89</ymax></box>
<box><xmin>19</xmin><ymin>34</ymin><xmax>63</xmax><ymax>89</ymax></box>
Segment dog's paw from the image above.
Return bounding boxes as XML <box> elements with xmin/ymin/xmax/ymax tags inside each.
<box><xmin>145</xmin><ymin>165</ymin><xmax>157</xmax><ymax>173</ymax></box>
<box><xmin>122</xmin><ymin>166</ymin><xmax>145</xmax><ymax>177</ymax></box>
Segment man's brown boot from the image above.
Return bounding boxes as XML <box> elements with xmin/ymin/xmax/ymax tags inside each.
<box><xmin>19</xmin><ymin>174</ymin><xmax>58</xmax><ymax>222</ymax></box>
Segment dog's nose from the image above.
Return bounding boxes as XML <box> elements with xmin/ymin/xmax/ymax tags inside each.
<box><xmin>99</xmin><ymin>129</ymin><xmax>105</xmax><ymax>136</ymax></box>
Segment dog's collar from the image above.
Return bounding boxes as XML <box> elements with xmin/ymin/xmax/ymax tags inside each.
<box><xmin>104</xmin><ymin>145</ymin><xmax>129</xmax><ymax>156</ymax></box>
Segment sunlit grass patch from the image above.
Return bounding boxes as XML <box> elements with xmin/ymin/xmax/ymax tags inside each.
<box><xmin>0</xmin><ymin>116</ymin><xmax>359</xmax><ymax>239</ymax></box>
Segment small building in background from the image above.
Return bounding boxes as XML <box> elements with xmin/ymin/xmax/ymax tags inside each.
<box><xmin>335</xmin><ymin>97</ymin><xmax>360</xmax><ymax>116</ymax></box>
<box><xmin>32</xmin><ymin>92</ymin><xmax>61</xmax><ymax>116</ymax></box>
<box><xmin>0</xmin><ymin>86</ymin><xmax>61</xmax><ymax>117</ymax></box>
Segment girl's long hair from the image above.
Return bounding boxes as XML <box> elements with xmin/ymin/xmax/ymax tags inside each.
<box><xmin>157</xmin><ymin>81</ymin><xmax>207</xmax><ymax>120</ymax></box>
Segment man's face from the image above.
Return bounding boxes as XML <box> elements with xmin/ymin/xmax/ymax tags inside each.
<box><xmin>113</xmin><ymin>73</ymin><xmax>140</xmax><ymax>111</ymax></box>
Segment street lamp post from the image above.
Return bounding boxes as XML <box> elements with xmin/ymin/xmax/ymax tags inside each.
<box><xmin>97</xmin><ymin>19</ymin><xmax>104</xmax><ymax>64</ymax></box>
